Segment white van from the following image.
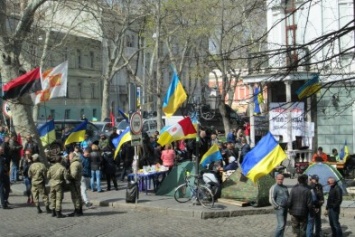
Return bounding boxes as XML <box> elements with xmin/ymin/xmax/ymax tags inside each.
<box><xmin>142</xmin><ymin>117</ymin><xmax>161</xmax><ymax>137</ymax></box>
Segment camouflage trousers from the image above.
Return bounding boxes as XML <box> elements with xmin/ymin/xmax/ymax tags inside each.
<box><xmin>31</xmin><ymin>183</ymin><xmax>49</xmax><ymax>207</ymax></box>
<box><xmin>49</xmin><ymin>185</ymin><xmax>63</xmax><ymax>211</ymax></box>
<box><xmin>69</xmin><ymin>182</ymin><xmax>82</xmax><ymax>209</ymax></box>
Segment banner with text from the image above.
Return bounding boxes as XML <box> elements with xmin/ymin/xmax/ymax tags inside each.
<box><xmin>269</xmin><ymin>102</ymin><xmax>304</xmax><ymax>142</ymax></box>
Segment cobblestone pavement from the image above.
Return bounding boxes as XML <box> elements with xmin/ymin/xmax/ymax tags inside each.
<box><xmin>1</xmin><ymin>194</ymin><xmax>355</xmax><ymax>237</ymax></box>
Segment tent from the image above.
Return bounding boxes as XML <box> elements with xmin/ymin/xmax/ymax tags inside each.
<box><xmin>221</xmin><ymin>169</ymin><xmax>274</xmax><ymax>207</ymax></box>
<box><xmin>156</xmin><ymin>161</ymin><xmax>196</xmax><ymax>196</ymax></box>
<box><xmin>304</xmin><ymin>162</ymin><xmax>348</xmax><ymax>194</ymax></box>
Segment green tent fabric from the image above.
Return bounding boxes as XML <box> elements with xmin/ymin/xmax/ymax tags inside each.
<box><xmin>221</xmin><ymin>169</ymin><xmax>274</xmax><ymax>207</ymax></box>
<box><xmin>156</xmin><ymin>161</ymin><xmax>196</xmax><ymax>196</ymax></box>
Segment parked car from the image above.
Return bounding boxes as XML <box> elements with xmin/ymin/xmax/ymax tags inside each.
<box><xmin>92</xmin><ymin>121</ymin><xmax>114</xmax><ymax>137</ymax></box>
<box><xmin>117</xmin><ymin>120</ymin><xmax>129</xmax><ymax>134</ymax></box>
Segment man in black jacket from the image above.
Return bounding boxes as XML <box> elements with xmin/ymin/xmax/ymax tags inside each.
<box><xmin>325</xmin><ymin>177</ymin><xmax>343</xmax><ymax>237</ymax></box>
<box><xmin>0</xmin><ymin>146</ymin><xmax>11</xmax><ymax>209</ymax></box>
<box><xmin>287</xmin><ymin>174</ymin><xmax>312</xmax><ymax>237</ymax></box>
<box><xmin>306</xmin><ymin>174</ymin><xmax>324</xmax><ymax>237</ymax></box>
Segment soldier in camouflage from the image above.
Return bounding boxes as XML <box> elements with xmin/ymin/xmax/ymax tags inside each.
<box><xmin>28</xmin><ymin>154</ymin><xmax>50</xmax><ymax>214</ymax></box>
<box><xmin>47</xmin><ymin>155</ymin><xmax>67</xmax><ymax>218</ymax></box>
<box><xmin>67</xmin><ymin>152</ymin><xmax>83</xmax><ymax>217</ymax></box>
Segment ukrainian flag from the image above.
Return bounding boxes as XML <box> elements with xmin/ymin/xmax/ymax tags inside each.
<box><xmin>38</xmin><ymin>120</ymin><xmax>56</xmax><ymax>147</ymax></box>
<box><xmin>241</xmin><ymin>132</ymin><xmax>287</xmax><ymax>183</ymax></box>
<box><xmin>118</xmin><ymin>108</ymin><xmax>129</xmax><ymax>123</ymax></box>
<box><xmin>296</xmin><ymin>74</ymin><xmax>321</xmax><ymax>100</ymax></box>
<box><xmin>339</xmin><ymin>140</ymin><xmax>349</xmax><ymax>162</ymax></box>
<box><xmin>64</xmin><ymin>119</ymin><xmax>88</xmax><ymax>146</ymax></box>
<box><xmin>162</xmin><ymin>70</ymin><xmax>187</xmax><ymax>117</ymax></box>
<box><xmin>200</xmin><ymin>144</ymin><xmax>223</xmax><ymax>168</ymax></box>
<box><xmin>113</xmin><ymin>127</ymin><xmax>132</xmax><ymax>159</ymax></box>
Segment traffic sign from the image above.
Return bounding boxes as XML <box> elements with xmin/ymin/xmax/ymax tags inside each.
<box><xmin>130</xmin><ymin>112</ymin><xmax>143</xmax><ymax>135</ymax></box>
<box><xmin>131</xmin><ymin>134</ymin><xmax>142</xmax><ymax>146</ymax></box>
<box><xmin>2</xmin><ymin>102</ymin><xmax>11</xmax><ymax>118</ymax></box>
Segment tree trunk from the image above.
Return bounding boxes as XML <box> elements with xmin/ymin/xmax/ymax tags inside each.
<box><xmin>101</xmin><ymin>78</ymin><xmax>110</xmax><ymax>121</ymax></box>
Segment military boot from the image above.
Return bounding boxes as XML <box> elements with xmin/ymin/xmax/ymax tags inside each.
<box><xmin>56</xmin><ymin>210</ymin><xmax>65</xmax><ymax>218</ymax></box>
<box><xmin>52</xmin><ymin>209</ymin><xmax>56</xmax><ymax>217</ymax></box>
<box><xmin>67</xmin><ymin>209</ymin><xmax>79</xmax><ymax>217</ymax></box>
<box><xmin>37</xmin><ymin>206</ymin><xmax>43</xmax><ymax>214</ymax></box>
<box><xmin>46</xmin><ymin>206</ymin><xmax>51</xmax><ymax>214</ymax></box>
<box><xmin>77</xmin><ymin>206</ymin><xmax>83</xmax><ymax>216</ymax></box>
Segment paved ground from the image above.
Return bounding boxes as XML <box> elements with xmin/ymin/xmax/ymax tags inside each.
<box><xmin>1</xmin><ymin>177</ymin><xmax>355</xmax><ymax>237</ymax></box>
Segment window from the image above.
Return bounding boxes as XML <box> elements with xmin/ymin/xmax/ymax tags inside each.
<box><xmin>50</xmin><ymin>110</ymin><xmax>55</xmax><ymax>119</ymax></box>
<box><xmin>78</xmin><ymin>82</ymin><xmax>82</xmax><ymax>99</ymax></box>
<box><xmin>91</xmin><ymin>83</ymin><xmax>95</xmax><ymax>99</ymax></box>
<box><xmin>90</xmin><ymin>51</ymin><xmax>94</xmax><ymax>68</ymax></box>
<box><xmin>80</xmin><ymin>109</ymin><xmax>85</xmax><ymax>119</ymax></box>
<box><xmin>65</xmin><ymin>109</ymin><xmax>71</xmax><ymax>119</ymax></box>
<box><xmin>77</xmin><ymin>49</ymin><xmax>82</xmax><ymax>68</ymax></box>
<box><xmin>338</xmin><ymin>1</ymin><xmax>354</xmax><ymax>52</ymax></box>
<box><xmin>93</xmin><ymin>108</ymin><xmax>97</xmax><ymax>118</ymax></box>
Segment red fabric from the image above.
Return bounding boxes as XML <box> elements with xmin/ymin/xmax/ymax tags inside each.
<box><xmin>244</xmin><ymin>123</ymin><xmax>250</xmax><ymax>136</ymax></box>
<box><xmin>161</xmin><ymin>149</ymin><xmax>175</xmax><ymax>168</ymax></box>
<box><xmin>2</xmin><ymin>67</ymin><xmax>41</xmax><ymax>99</ymax></box>
<box><xmin>110</xmin><ymin>111</ymin><xmax>115</xmax><ymax>127</ymax></box>
<box><xmin>17</xmin><ymin>133</ymin><xmax>24</xmax><ymax>157</ymax></box>
<box><xmin>178</xmin><ymin>117</ymin><xmax>197</xmax><ymax>135</ymax></box>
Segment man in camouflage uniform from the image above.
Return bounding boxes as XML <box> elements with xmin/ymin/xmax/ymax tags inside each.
<box><xmin>67</xmin><ymin>152</ymin><xmax>83</xmax><ymax>217</ymax></box>
<box><xmin>28</xmin><ymin>154</ymin><xmax>51</xmax><ymax>214</ymax></box>
<box><xmin>47</xmin><ymin>155</ymin><xmax>67</xmax><ymax>218</ymax></box>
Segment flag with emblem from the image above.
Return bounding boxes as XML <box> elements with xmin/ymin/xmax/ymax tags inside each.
<box><xmin>32</xmin><ymin>61</ymin><xmax>68</xmax><ymax>104</ymax></box>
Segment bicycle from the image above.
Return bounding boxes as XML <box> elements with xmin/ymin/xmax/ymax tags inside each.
<box><xmin>174</xmin><ymin>170</ymin><xmax>215</xmax><ymax>208</ymax></box>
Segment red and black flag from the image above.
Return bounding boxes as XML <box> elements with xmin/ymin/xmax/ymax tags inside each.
<box><xmin>2</xmin><ymin>67</ymin><xmax>42</xmax><ymax>100</ymax></box>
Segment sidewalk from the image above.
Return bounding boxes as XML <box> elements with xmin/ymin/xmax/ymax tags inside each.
<box><xmin>9</xmin><ymin>178</ymin><xmax>355</xmax><ymax>219</ymax></box>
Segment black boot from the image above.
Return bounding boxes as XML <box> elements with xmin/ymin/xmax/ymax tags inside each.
<box><xmin>77</xmin><ymin>207</ymin><xmax>83</xmax><ymax>216</ymax></box>
<box><xmin>37</xmin><ymin>206</ymin><xmax>43</xmax><ymax>214</ymax></box>
<box><xmin>56</xmin><ymin>210</ymin><xmax>65</xmax><ymax>218</ymax></box>
<box><xmin>46</xmin><ymin>206</ymin><xmax>51</xmax><ymax>214</ymax></box>
<box><xmin>67</xmin><ymin>209</ymin><xmax>79</xmax><ymax>217</ymax></box>
<box><xmin>52</xmin><ymin>209</ymin><xmax>56</xmax><ymax>217</ymax></box>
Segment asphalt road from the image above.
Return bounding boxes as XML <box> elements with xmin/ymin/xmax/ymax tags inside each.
<box><xmin>1</xmin><ymin>193</ymin><xmax>355</xmax><ymax>237</ymax></box>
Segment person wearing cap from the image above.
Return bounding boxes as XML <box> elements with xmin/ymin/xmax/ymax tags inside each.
<box><xmin>98</xmin><ymin>133</ymin><xmax>109</xmax><ymax>151</ymax></box>
<box><xmin>66</xmin><ymin>152</ymin><xmax>83</xmax><ymax>217</ymax></box>
<box><xmin>312</xmin><ymin>147</ymin><xmax>328</xmax><ymax>162</ymax></box>
<box><xmin>28</xmin><ymin>153</ymin><xmax>51</xmax><ymax>214</ymax></box>
<box><xmin>306</xmin><ymin>174</ymin><xmax>324</xmax><ymax>237</ymax></box>
<box><xmin>287</xmin><ymin>174</ymin><xmax>313</xmax><ymax>237</ymax></box>
<box><xmin>47</xmin><ymin>155</ymin><xmax>67</xmax><ymax>218</ymax></box>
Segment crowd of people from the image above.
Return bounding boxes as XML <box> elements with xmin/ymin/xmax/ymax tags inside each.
<box><xmin>1</xmin><ymin>120</ymin><xmax>253</xmax><ymax>213</ymax></box>
<box><xmin>270</xmin><ymin>173</ymin><xmax>343</xmax><ymax>237</ymax></box>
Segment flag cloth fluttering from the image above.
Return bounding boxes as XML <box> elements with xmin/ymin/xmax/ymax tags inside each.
<box><xmin>157</xmin><ymin>117</ymin><xmax>196</xmax><ymax>147</ymax></box>
<box><xmin>2</xmin><ymin>67</ymin><xmax>42</xmax><ymax>100</ymax></box>
<box><xmin>296</xmin><ymin>74</ymin><xmax>321</xmax><ymax>100</ymax></box>
<box><xmin>162</xmin><ymin>70</ymin><xmax>187</xmax><ymax>117</ymax></box>
<box><xmin>200</xmin><ymin>144</ymin><xmax>223</xmax><ymax>168</ymax></box>
<box><xmin>37</xmin><ymin>120</ymin><xmax>56</xmax><ymax>147</ymax></box>
<box><xmin>118</xmin><ymin>108</ymin><xmax>129</xmax><ymax>123</ymax></box>
<box><xmin>339</xmin><ymin>140</ymin><xmax>349</xmax><ymax>162</ymax></box>
<box><xmin>253</xmin><ymin>86</ymin><xmax>263</xmax><ymax>115</ymax></box>
<box><xmin>32</xmin><ymin>61</ymin><xmax>68</xmax><ymax>104</ymax></box>
<box><xmin>64</xmin><ymin>119</ymin><xmax>88</xmax><ymax>146</ymax></box>
<box><xmin>112</xmin><ymin>127</ymin><xmax>132</xmax><ymax>159</ymax></box>
<box><xmin>241</xmin><ymin>132</ymin><xmax>287</xmax><ymax>183</ymax></box>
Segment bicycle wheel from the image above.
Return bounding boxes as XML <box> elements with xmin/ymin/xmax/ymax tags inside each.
<box><xmin>197</xmin><ymin>185</ymin><xmax>214</xmax><ymax>208</ymax></box>
<box><xmin>174</xmin><ymin>183</ymin><xmax>192</xmax><ymax>203</ymax></box>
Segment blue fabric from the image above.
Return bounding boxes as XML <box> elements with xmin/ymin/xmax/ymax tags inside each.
<box><xmin>226</xmin><ymin>132</ymin><xmax>235</xmax><ymax>143</ymax></box>
<box><xmin>328</xmin><ymin>208</ymin><xmax>343</xmax><ymax>237</ymax></box>
<box><xmin>275</xmin><ymin>208</ymin><xmax>287</xmax><ymax>237</ymax></box>
<box><xmin>10</xmin><ymin>163</ymin><xmax>19</xmax><ymax>182</ymax></box>
<box><xmin>223</xmin><ymin>162</ymin><xmax>238</xmax><ymax>171</ymax></box>
<box><xmin>90</xmin><ymin>170</ymin><xmax>101</xmax><ymax>192</ymax></box>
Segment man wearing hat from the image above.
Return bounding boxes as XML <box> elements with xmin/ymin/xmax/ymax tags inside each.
<box><xmin>28</xmin><ymin>153</ymin><xmax>51</xmax><ymax>214</ymax></box>
<box><xmin>306</xmin><ymin>174</ymin><xmax>324</xmax><ymax>237</ymax></box>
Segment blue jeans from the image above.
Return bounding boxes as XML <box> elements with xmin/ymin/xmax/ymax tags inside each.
<box><xmin>23</xmin><ymin>177</ymin><xmax>31</xmax><ymax>198</ymax></box>
<box><xmin>90</xmin><ymin>170</ymin><xmax>101</xmax><ymax>192</ymax></box>
<box><xmin>275</xmin><ymin>208</ymin><xmax>287</xmax><ymax>237</ymax></box>
<box><xmin>306</xmin><ymin>213</ymin><xmax>314</xmax><ymax>237</ymax></box>
<box><xmin>10</xmin><ymin>163</ymin><xmax>19</xmax><ymax>182</ymax></box>
<box><xmin>328</xmin><ymin>208</ymin><xmax>342</xmax><ymax>237</ymax></box>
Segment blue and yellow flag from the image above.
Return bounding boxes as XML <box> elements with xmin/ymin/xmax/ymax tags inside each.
<box><xmin>64</xmin><ymin>119</ymin><xmax>88</xmax><ymax>146</ymax></box>
<box><xmin>339</xmin><ymin>140</ymin><xmax>349</xmax><ymax>162</ymax></box>
<box><xmin>253</xmin><ymin>86</ymin><xmax>262</xmax><ymax>115</ymax></box>
<box><xmin>241</xmin><ymin>132</ymin><xmax>287</xmax><ymax>183</ymax></box>
<box><xmin>296</xmin><ymin>74</ymin><xmax>321</xmax><ymax>100</ymax></box>
<box><xmin>113</xmin><ymin>127</ymin><xmax>132</xmax><ymax>159</ymax></box>
<box><xmin>162</xmin><ymin>70</ymin><xmax>187</xmax><ymax>117</ymax></box>
<box><xmin>38</xmin><ymin>120</ymin><xmax>56</xmax><ymax>147</ymax></box>
<box><xmin>118</xmin><ymin>108</ymin><xmax>129</xmax><ymax>123</ymax></box>
<box><xmin>200</xmin><ymin>144</ymin><xmax>223</xmax><ymax>168</ymax></box>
